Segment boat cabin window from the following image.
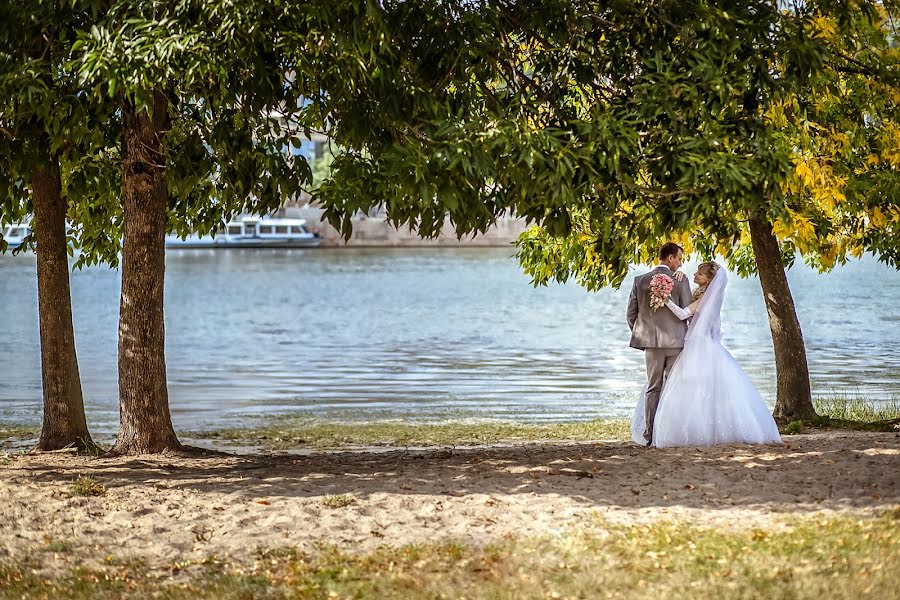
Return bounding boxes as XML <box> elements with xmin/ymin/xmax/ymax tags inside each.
<box><xmin>227</xmin><ymin>225</ymin><xmax>242</xmax><ymax>235</ymax></box>
<box><xmin>258</xmin><ymin>225</ymin><xmax>273</xmax><ymax>234</ymax></box>
<box><xmin>275</xmin><ymin>226</ymin><xmax>289</xmax><ymax>234</ymax></box>
<box><xmin>291</xmin><ymin>226</ymin><xmax>306</xmax><ymax>234</ymax></box>
<box><xmin>8</xmin><ymin>228</ymin><xmax>23</xmax><ymax>237</ymax></box>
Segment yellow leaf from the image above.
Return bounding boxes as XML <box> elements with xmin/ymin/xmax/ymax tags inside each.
<box><xmin>890</xmin><ymin>207</ymin><xmax>900</xmax><ymax>223</ymax></box>
<box><xmin>821</xmin><ymin>244</ymin><xmax>837</xmax><ymax>268</ymax></box>
<box><xmin>812</xmin><ymin>14</ymin><xmax>838</xmax><ymax>40</ymax></box>
<box><xmin>795</xmin><ymin>161</ymin><xmax>812</xmax><ymax>181</ymax></box>
<box><xmin>772</xmin><ymin>219</ymin><xmax>793</xmax><ymax>239</ymax></box>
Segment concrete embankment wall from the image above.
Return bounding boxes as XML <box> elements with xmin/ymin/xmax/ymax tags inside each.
<box><xmin>280</xmin><ymin>206</ymin><xmax>529</xmax><ymax>248</ymax></box>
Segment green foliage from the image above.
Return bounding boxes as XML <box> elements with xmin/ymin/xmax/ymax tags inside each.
<box><xmin>1</xmin><ymin>0</ymin><xmax>323</xmax><ymax>264</ymax></box>
<box><xmin>518</xmin><ymin>2</ymin><xmax>900</xmax><ymax>286</ymax></box>
<box><xmin>311</xmin><ymin>1</ymin><xmax>797</xmax><ymax>279</ymax></box>
<box><xmin>307</xmin><ymin>1</ymin><xmax>900</xmax><ymax>287</ymax></box>
<box><xmin>0</xmin><ymin>1</ymin><xmax>121</xmax><ymax>258</ymax></box>
<box><xmin>322</xmin><ymin>494</ymin><xmax>354</xmax><ymax>509</ymax></box>
<box><xmin>309</xmin><ymin>148</ymin><xmax>339</xmax><ymax>191</ymax></box>
<box><xmin>814</xmin><ymin>396</ymin><xmax>900</xmax><ymax>422</ymax></box>
<box><xmin>5</xmin><ymin>1</ymin><xmax>896</xmax><ymax>281</ymax></box>
<box><xmin>779</xmin><ymin>398</ymin><xmax>900</xmax><ymax>433</ymax></box>
<box><xmin>69</xmin><ymin>475</ymin><xmax>106</xmax><ymax>497</ymax></box>
<box><xmin>71</xmin><ymin>0</ymin><xmax>320</xmax><ymax>257</ymax></box>
<box><xmin>784</xmin><ymin>420</ymin><xmax>805</xmax><ymax>435</ymax></box>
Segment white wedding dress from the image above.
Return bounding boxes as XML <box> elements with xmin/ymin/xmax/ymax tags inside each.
<box><xmin>630</xmin><ymin>269</ymin><xmax>782</xmax><ymax>448</ymax></box>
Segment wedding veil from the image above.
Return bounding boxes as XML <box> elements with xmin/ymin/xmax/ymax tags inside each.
<box><xmin>685</xmin><ymin>266</ymin><xmax>726</xmax><ymax>343</ymax></box>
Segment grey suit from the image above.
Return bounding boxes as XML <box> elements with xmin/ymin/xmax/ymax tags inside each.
<box><xmin>626</xmin><ymin>266</ymin><xmax>693</xmax><ymax>442</ymax></box>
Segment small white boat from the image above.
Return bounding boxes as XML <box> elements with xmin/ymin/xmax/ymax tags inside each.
<box><xmin>165</xmin><ymin>217</ymin><xmax>320</xmax><ymax>249</ymax></box>
<box><xmin>2</xmin><ymin>224</ymin><xmax>31</xmax><ymax>250</ymax></box>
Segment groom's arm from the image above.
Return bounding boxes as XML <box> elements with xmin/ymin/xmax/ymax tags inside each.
<box><xmin>626</xmin><ymin>279</ymin><xmax>638</xmax><ymax>330</ymax></box>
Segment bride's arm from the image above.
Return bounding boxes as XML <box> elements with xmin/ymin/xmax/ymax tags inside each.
<box><xmin>665</xmin><ymin>298</ymin><xmax>698</xmax><ymax>320</ymax></box>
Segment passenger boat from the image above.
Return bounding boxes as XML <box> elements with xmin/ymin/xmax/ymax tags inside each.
<box><xmin>165</xmin><ymin>217</ymin><xmax>320</xmax><ymax>249</ymax></box>
<box><xmin>2</xmin><ymin>224</ymin><xmax>31</xmax><ymax>249</ymax></box>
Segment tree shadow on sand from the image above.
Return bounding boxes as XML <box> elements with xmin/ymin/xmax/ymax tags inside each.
<box><xmin>12</xmin><ymin>431</ymin><xmax>899</xmax><ymax>517</ymax></box>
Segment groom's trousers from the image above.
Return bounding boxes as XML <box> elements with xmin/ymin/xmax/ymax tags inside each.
<box><xmin>644</xmin><ymin>348</ymin><xmax>682</xmax><ymax>441</ymax></box>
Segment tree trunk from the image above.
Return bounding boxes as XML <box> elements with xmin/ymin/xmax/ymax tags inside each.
<box><xmin>31</xmin><ymin>153</ymin><xmax>94</xmax><ymax>451</ymax></box>
<box><xmin>748</xmin><ymin>214</ymin><xmax>817</xmax><ymax>424</ymax></box>
<box><xmin>110</xmin><ymin>89</ymin><xmax>181</xmax><ymax>455</ymax></box>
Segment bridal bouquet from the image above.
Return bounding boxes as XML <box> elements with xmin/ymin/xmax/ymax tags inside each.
<box><xmin>648</xmin><ymin>274</ymin><xmax>674</xmax><ymax>312</ymax></box>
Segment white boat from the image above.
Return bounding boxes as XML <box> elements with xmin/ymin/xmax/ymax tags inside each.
<box><xmin>2</xmin><ymin>224</ymin><xmax>31</xmax><ymax>250</ymax></box>
<box><xmin>165</xmin><ymin>217</ymin><xmax>320</xmax><ymax>249</ymax></box>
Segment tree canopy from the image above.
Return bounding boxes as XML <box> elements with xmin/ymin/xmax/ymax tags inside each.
<box><xmin>308</xmin><ymin>0</ymin><xmax>899</xmax><ymax>286</ymax></box>
<box><xmin>1</xmin><ymin>0</ymin><xmax>319</xmax><ymax>264</ymax></box>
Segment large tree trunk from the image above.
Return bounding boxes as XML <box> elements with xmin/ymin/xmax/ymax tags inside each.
<box><xmin>748</xmin><ymin>214</ymin><xmax>817</xmax><ymax>424</ymax></box>
<box><xmin>109</xmin><ymin>89</ymin><xmax>181</xmax><ymax>455</ymax></box>
<box><xmin>31</xmin><ymin>153</ymin><xmax>94</xmax><ymax>451</ymax></box>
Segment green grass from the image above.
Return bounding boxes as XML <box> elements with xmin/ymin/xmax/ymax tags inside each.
<box><xmin>193</xmin><ymin>418</ymin><xmax>632</xmax><ymax>450</ymax></box>
<box><xmin>1</xmin><ymin>512</ymin><xmax>897</xmax><ymax>599</ymax></box>
<box><xmin>0</xmin><ymin>424</ymin><xmax>108</xmax><ymax>455</ymax></box>
<box><xmin>321</xmin><ymin>494</ymin><xmax>355</xmax><ymax>509</ymax></box>
<box><xmin>814</xmin><ymin>397</ymin><xmax>900</xmax><ymax>423</ymax></box>
<box><xmin>42</xmin><ymin>540</ymin><xmax>74</xmax><ymax>554</ymax></box>
<box><xmin>781</xmin><ymin>397</ymin><xmax>900</xmax><ymax>434</ymax></box>
<box><xmin>197</xmin><ymin>398</ymin><xmax>900</xmax><ymax>449</ymax></box>
<box><xmin>0</xmin><ymin>425</ymin><xmax>37</xmax><ymax>443</ymax></box>
<box><xmin>69</xmin><ymin>476</ymin><xmax>106</xmax><ymax>497</ymax></box>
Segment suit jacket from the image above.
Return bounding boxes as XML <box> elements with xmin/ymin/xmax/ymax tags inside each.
<box><xmin>626</xmin><ymin>266</ymin><xmax>693</xmax><ymax>350</ymax></box>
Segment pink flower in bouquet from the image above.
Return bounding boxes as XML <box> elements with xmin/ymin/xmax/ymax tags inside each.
<box><xmin>648</xmin><ymin>273</ymin><xmax>674</xmax><ymax>312</ymax></box>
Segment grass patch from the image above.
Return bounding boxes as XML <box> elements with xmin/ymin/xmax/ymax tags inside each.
<box><xmin>76</xmin><ymin>439</ymin><xmax>108</xmax><ymax>457</ymax></box>
<box><xmin>0</xmin><ymin>425</ymin><xmax>37</xmax><ymax>444</ymax></box>
<box><xmin>42</xmin><ymin>540</ymin><xmax>74</xmax><ymax>554</ymax></box>
<box><xmin>814</xmin><ymin>397</ymin><xmax>900</xmax><ymax>423</ymax></box>
<box><xmin>1</xmin><ymin>513</ymin><xmax>897</xmax><ymax>599</ymax></box>
<box><xmin>321</xmin><ymin>494</ymin><xmax>354</xmax><ymax>509</ymax></box>
<box><xmin>69</xmin><ymin>476</ymin><xmax>106</xmax><ymax>497</ymax></box>
<box><xmin>784</xmin><ymin>419</ymin><xmax>805</xmax><ymax>435</ymax></box>
<box><xmin>194</xmin><ymin>418</ymin><xmax>632</xmax><ymax>450</ymax></box>
<box><xmin>782</xmin><ymin>398</ymin><xmax>900</xmax><ymax>434</ymax></box>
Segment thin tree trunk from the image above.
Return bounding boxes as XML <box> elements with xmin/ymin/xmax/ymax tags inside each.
<box><xmin>109</xmin><ymin>89</ymin><xmax>181</xmax><ymax>455</ymax></box>
<box><xmin>748</xmin><ymin>213</ymin><xmax>817</xmax><ymax>424</ymax></box>
<box><xmin>31</xmin><ymin>152</ymin><xmax>94</xmax><ymax>451</ymax></box>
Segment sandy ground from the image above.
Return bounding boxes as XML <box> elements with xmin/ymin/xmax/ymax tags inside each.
<box><xmin>0</xmin><ymin>431</ymin><xmax>897</xmax><ymax>572</ymax></box>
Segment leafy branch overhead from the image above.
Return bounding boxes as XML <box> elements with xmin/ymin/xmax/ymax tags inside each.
<box><xmin>2</xmin><ymin>0</ymin><xmax>323</xmax><ymax>265</ymax></box>
<box><xmin>309</xmin><ymin>0</ymin><xmax>900</xmax><ymax>287</ymax></box>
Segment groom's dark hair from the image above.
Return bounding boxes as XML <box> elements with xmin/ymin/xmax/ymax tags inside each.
<box><xmin>658</xmin><ymin>242</ymin><xmax>682</xmax><ymax>261</ymax></box>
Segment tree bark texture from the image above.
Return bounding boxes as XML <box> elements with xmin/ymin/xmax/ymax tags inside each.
<box><xmin>111</xmin><ymin>89</ymin><xmax>181</xmax><ymax>455</ymax></box>
<box><xmin>748</xmin><ymin>214</ymin><xmax>818</xmax><ymax>423</ymax></box>
<box><xmin>31</xmin><ymin>154</ymin><xmax>94</xmax><ymax>450</ymax></box>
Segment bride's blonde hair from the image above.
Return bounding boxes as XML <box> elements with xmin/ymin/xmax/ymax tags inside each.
<box><xmin>692</xmin><ymin>261</ymin><xmax>720</xmax><ymax>302</ymax></box>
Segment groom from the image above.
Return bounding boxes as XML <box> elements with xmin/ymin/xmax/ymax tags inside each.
<box><xmin>626</xmin><ymin>242</ymin><xmax>693</xmax><ymax>445</ymax></box>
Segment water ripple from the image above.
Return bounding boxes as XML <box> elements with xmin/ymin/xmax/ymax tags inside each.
<box><xmin>1</xmin><ymin>249</ymin><xmax>898</xmax><ymax>433</ymax></box>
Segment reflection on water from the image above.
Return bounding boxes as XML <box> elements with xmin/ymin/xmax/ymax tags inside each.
<box><xmin>1</xmin><ymin>248</ymin><xmax>898</xmax><ymax>433</ymax></box>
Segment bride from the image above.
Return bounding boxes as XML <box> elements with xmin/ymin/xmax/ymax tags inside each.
<box><xmin>631</xmin><ymin>261</ymin><xmax>782</xmax><ymax>448</ymax></box>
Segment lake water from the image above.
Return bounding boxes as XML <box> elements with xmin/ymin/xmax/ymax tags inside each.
<box><xmin>1</xmin><ymin>248</ymin><xmax>898</xmax><ymax>434</ymax></box>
